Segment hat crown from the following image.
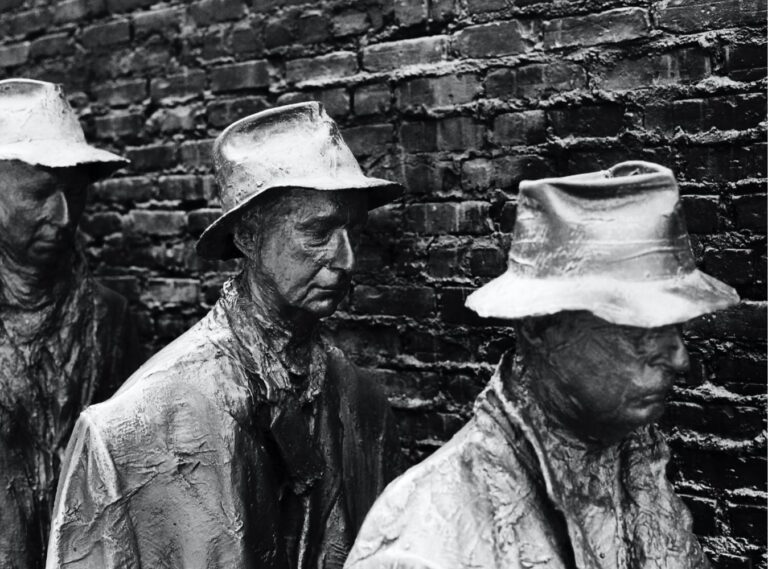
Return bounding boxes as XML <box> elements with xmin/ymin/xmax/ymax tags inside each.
<box><xmin>0</xmin><ymin>79</ymin><xmax>87</xmax><ymax>147</ymax></box>
<box><xmin>213</xmin><ymin>102</ymin><xmax>365</xmax><ymax>214</ymax></box>
<box><xmin>510</xmin><ymin>161</ymin><xmax>696</xmax><ymax>282</ymax></box>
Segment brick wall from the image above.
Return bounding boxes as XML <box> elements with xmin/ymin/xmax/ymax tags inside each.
<box><xmin>1</xmin><ymin>0</ymin><xmax>765</xmax><ymax>565</ymax></box>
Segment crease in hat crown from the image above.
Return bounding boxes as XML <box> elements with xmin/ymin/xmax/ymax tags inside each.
<box><xmin>197</xmin><ymin>101</ymin><xmax>403</xmax><ymax>261</ymax></box>
<box><xmin>465</xmin><ymin>160</ymin><xmax>739</xmax><ymax>328</ymax></box>
<box><xmin>0</xmin><ymin>78</ymin><xmax>127</xmax><ymax>173</ymax></box>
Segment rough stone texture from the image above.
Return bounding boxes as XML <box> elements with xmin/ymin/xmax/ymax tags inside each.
<box><xmin>0</xmin><ymin>1</ymin><xmax>764</xmax><ymax>566</ymax></box>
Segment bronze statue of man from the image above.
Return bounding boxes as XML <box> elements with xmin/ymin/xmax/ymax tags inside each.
<box><xmin>47</xmin><ymin>102</ymin><xmax>403</xmax><ymax>569</ymax></box>
<box><xmin>0</xmin><ymin>79</ymin><xmax>138</xmax><ymax>568</ymax></box>
<box><xmin>346</xmin><ymin>162</ymin><xmax>740</xmax><ymax>569</ymax></box>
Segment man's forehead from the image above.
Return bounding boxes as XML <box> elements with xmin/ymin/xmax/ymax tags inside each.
<box><xmin>277</xmin><ymin>188</ymin><xmax>368</xmax><ymax>217</ymax></box>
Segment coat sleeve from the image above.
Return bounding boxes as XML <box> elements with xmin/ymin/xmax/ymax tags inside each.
<box><xmin>46</xmin><ymin>413</ymin><xmax>139</xmax><ymax>569</ymax></box>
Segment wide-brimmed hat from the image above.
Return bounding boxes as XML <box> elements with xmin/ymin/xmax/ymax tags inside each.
<box><xmin>466</xmin><ymin>161</ymin><xmax>739</xmax><ymax>328</ymax></box>
<box><xmin>0</xmin><ymin>78</ymin><xmax>128</xmax><ymax>177</ymax></box>
<box><xmin>196</xmin><ymin>102</ymin><xmax>404</xmax><ymax>260</ymax></box>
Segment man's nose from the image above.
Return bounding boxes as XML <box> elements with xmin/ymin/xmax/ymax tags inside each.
<box><xmin>659</xmin><ymin>327</ymin><xmax>690</xmax><ymax>373</ymax></box>
<box><xmin>49</xmin><ymin>191</ymin><xmax>71</xmax><ymax>228</ymax></box>
<box><xmin>329</xmin><ymin>229</ymin><xmax>355</xmax><ymax>272</ymax></box>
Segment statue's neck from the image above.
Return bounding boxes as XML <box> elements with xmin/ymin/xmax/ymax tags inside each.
<box><xmin>236</xmin><ymin>272</ymin><xmax>318</xmax><ymax>373</ymax></box>
<box><xmin>0</xmin><ymin>251</ymin><xmax>66</xmax><ymax>310</ymax></box>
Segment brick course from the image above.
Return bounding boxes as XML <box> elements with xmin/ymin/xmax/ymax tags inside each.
<box><xmin>1</xmin><ymin>1</ymin><xmax>765</xmax><ymax>565</ymax></box>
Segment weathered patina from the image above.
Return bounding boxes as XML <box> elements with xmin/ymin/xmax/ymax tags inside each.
<box><xmin>0</xmin><ymin>79</ymin><xmax>136</xmax><ymax>569</ymax></box>
<box><xmin>345</xmin><ymin>161</ymin><xmax>739</xmax><ymax>569</ymax></box>
<box><xmin>47</xmin><ymin>102</ymin><xmax>403</xmax><ymax>569</ymax></box>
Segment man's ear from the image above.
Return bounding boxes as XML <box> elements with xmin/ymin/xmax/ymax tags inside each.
<box><xmin>232</xmin><ymin>222</ymin><xmax>257</xmax><ymax>258</ymax></box>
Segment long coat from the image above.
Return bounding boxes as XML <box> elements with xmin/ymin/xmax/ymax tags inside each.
<box><xmin>346</xmin><ymin>353</ymin><xmax>710</xmax><ymax>569</ymax></box>
<box><xmin>0</xmin><ymin>266</ymin><xmax>138</xmax><ymax>569</ymax></box>
<box><xmin>46</xmin><ymin>279</ymin><xmax>401</xmax><ymax>569</ymax></box>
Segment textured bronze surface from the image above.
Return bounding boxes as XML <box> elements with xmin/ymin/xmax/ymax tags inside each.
<box><xmin>47</xmin><ymin>107</ymin><xmax>403</xmax><ymax>568</ymax></box>
<box><xmin>0</xmin><ymin>79</ymin><xmax>136</xmax><ymax>569</ymax></box>
<box><xmin>346</xmin><ymin>163</ymin><xmax>739</xmax><ymax>569</ymax></box>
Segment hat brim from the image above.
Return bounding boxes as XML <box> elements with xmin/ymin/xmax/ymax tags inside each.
<box><xmin>0</xmin><ymin>141</ymin><xmax>128</xmax><ymax>179</ymax></box>
<box><xmin>196</xmin><ymin>175</ymin><xmax>404</xmax><ymax>260</ymax></box>
<box><xmin>465</xmin><ymin>270</ymin><xmax>740</xmax><ymax>327</ymax></box>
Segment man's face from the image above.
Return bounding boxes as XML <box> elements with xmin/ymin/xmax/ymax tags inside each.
<box><xmin>0</xmin><ymin>160</ymin><xmax>89</xmax><ymax>270</ymax></box>
<box><xmin>531</xmin><ymin>312</ymin><xmax>690</xmax><ymax>439</ymax></box>
<box><xmin>239</xmin><ymin>188</ymin><xmax>368</xmax><ymax>319</ymax></box>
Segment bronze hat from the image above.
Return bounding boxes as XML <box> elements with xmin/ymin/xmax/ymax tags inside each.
<box><xmin>466</xmin><ymin>161</ymin><xmax>739</xmax><ymax>327</ymax></box>
<box><xmin>196</xmin><ymin>102</ymin><xmax>404</xmax><ymax>260</ymax></box>
<box><xmin>0</xmin><ymin>78</ymin><xmax>128</xmax><ymax>176</ymax></box>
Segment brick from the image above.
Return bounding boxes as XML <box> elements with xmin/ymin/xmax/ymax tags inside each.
<box><xmin>81</xmin><ymin>212</ymin><xmax>123</xmax><ymax>237</ymax></box>
<box><xmin>728</xmin><ymin>503</ymin><xmax>767</xmax><ymax>543</ymax></box>
<box><xmin>332</xmin><ymin>9</ymin><xmax>369</xmax><ymax>37</ymax></box>
<box><xmin>125</xmin><ymin>144</ymin><xmax>177</xmax><ymax>172</ymax></box>
<box><xmin>230</xmin><ymin>23</ymin><xmax>264</xmax><ymax>56</ymax></box>
<box><xmin>400</xmin><ymin>121</ymin><xmax>438</xmax><ymax>152</ymax></box>
<box><xmin>105</xmin><ymin>0</ymin><xmax>155</xmax><ymax>12</ymax></box>
<box><xmin>94</xmin><ymin>111</ymin><xmax>145</xmax><ymax>140</ymax></box>
<box><xmin>353</xmin><ymin>285</ymin><xmax>436</xmax><ymax>318</ymax></box>
<box><xmin>548</xmin><ymin>104</ymin><xmax>625</xmax><ymax>137</ymax></box>
<box><xmin>468</xmin><ymin>244</ymin><xmax>505</xmax><ymax>277</ymax></box>
<box><xmin>493</xmin><ymin>111</ymin><xmax>546</xmax><ymax>145</ymax></box>
<box><xmin>3</xmin><ymin>8</ymin><xmax>52</xmax><ymax>38</ymax></box>
<box><xmin>427</xmin><ymin>243</ymin><xmax>463</xmax><ymax>278</ymax></box>
<box><xmin>190</xmin><ymin>0</ymin><xmax>245</xmax><ymax>25</ymax></box>
<box><xmin>133</xmin><ymin>6</ymin><xmax>185</xmax><ymax>38</ymax></box>
<box><xmin>402</xmin><ymin>155</ymin><xmax>459</xmax><ymax>196</ymax></box>
<box><xmin>461</xmin><ymin>155</ymin><xmax>552</xmax><ymax>193</ymax></box>
<box><xmin>440</xmin><ymin>287</ymin><xmax>490</xmax><ymax>325</ymax></box>
<box><xmin>285</xmin><ymin>51</ymin><xmax>357</xmax><ymax>84</ymax></box>
<box><xmin>53</xmin><ymin>0</ymin><xmax>105</xmax><ymax>23</ymax></box>
<box><xmin>129</xmin><ymin>210</ymin><xmax>187</xmax><ymax>236</ymax></box>
<box><xmin>397</xmin><ymin>74</ymin><xmax>480</xmax><ymax>108</ymax></box>
<box><xmin>142</xmin><ymin>278</ymin><xmax>200</xmax><ymax>306</ymax></box>
<box><xmin>187</xmin><ymin>208</ymin><xmax>221</xmax><ymax>235</ymax></box>
<box><xmin>437</xmin><ymin>117</ymin><xmax>485</xmax><ymax>151</ymax></box>
<box><xmin>542</xmin><ymin>8</ymin><xmax>650</xmax><ymax>49</ymax></box>
<box><xmin>466</xmin><ymin>0</ymin><xmax>506</xmax><ymax>12</ymax></box>
<box><xmin>733</xmin><ymin>194</ymin><xmax>766</xmax><ymax>232</ymax></box>
<box><xmin>679</xmin><ymin>495</ymin><xmax>718</xmax><ymax>536</ymax></box>
<box><xmin>703</xmin><ymin>248</ymin><xmax>755</xmax><ymax>285</ymax></box>
<box><xmin>82</xmin><ymin>20</ymin><xmax>130</xmax><ymax>48</ymax></box>
<box><xmin>455</xmin><ymin>20</ymin><xmax>536</xmax><ymax>58</ymax></box>
<box><xmin>93</xmin><ymin>79</ymin><xmax>147</xmax><ymax>106</ymax></box>
<box><xmin>646</xmin><ymin>94</ymin><xmax>766</xmax><ymax>133</ymax></box>
<box><xmin>179</xmin><ymin>139</ymin><xmax>214</xmax><ymax>170</ymax></box>
<box><xmin>715</xmin><ymin>353</ymin><xmax>767</xmax><ymax>384</ymax></box>
<box><xmin>394</xmin><ymin>0</ymin><xmax>426</xmax><ymax>25</ymax></box>
<box><xmin>295</xmin><ymin>11</ymin><xmax>331</xmax><ymax>45</ymax></box>
<box><xmin>0</xmin><ymin>0</ymin><xmax>24</xmax><ymax>11</ymax></box>
<box><xmin>354</xmin><ymin>83</ymin><xmax>390</xmax><ymax>116</ymax></box>
<box><xmin>681</xmin><ymin>195</ymin><xmax>720</xmax><ymax>234</ymax></box>
<box><xmin>404</xmin><ymin>201</ymin><xmax>492</xmax><ymax>234</ymax></box>
<box><xmin>264</xmin><ymin>17</ymin><xmax>295</xmax><ymax>48</ymax></box>
<box><xmin>724</xmin><ymin>43</ymin><xmax>766</xmax><ymax>81</ymax></box>
<box><xmin>150</xmin><ymin>70</ymin><xmax>206</xmax><ymax>102</ymax></box>
<box><xmin>206</xmin><ymin>96</ymin><xmax>269</xmax><ymax>128</ymax></box>
<box><xmin>92</xmin><ymin>176</ymin><xmax>155</xmax><ymax>202</ymax></box>
<box><xmin>658</xmin><ymin>0</ymin><xmax>766</xmax><ymax>32</ymax></box>
<box><xmin>147</xmin><ymin>106</ymin><xmax>199</xmax><ymax>133</ymax></box>
<box><xmin>0</xmin><ymin>42</ymin><xmax>29</xmax><ymax>68</ymax></box>
<box><xmin>341</xmin><ymin>124</ymin><xmax>393</xmax><ymax>157</ymax></box>
<box><xmin>679</xmin><ymin>144</ymin><xmax>766</xmax><ymax>183</ymax></box>
<box><xmin>362</xmin><ymin>36</ymin><xmax>449</xmax><ymax>72</ymax></box>
<box><xmin>277</xmin><ymin>89</ymin><xmax>350</xmax><ymax>118</ymax></box>
<box><xmin>29</xmin><ymin>32</ymin><xmax>71</xmax><ymax>59</ymax></box>
<box><xmin>600</xmin><ymin>47</ymin><xmax>711</xmax><ymax>90</ymax></box>
<box><xmin>211</xmin><ymin>60</ymin><xmax>270</xmax><ymax>93</ymax></box>
<box><xmin>487</xmin><ymin>62</ymin><xmax>587</xmax><ymax>100</ymax></box>
<box><xmin>669</xmin><ymin>448</ymin><xmax>766</xmax><ymax>490</ymax></box>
